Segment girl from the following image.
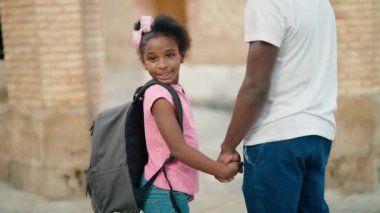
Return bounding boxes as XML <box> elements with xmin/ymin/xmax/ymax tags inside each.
<box><xmin>132</xmin><ymin>14</ymin><xmax>242</xmax><ymax>213</ymax></box>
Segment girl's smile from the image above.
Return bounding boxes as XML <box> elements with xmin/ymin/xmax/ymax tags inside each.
<box><xmin>141</xmin><ymin>35</ymin><xmax>183</xmax><ymax>84</ymax></box>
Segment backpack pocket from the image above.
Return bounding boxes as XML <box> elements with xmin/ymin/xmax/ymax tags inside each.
<box><xmin>86</xmin><ymin>164</ymin><xmax>140</xmax><ymax>213</ymax></box>
<box><xmin>85</xmin><ymin>169</ymin><xmax>102</xmax><ymax>212</ymax></box>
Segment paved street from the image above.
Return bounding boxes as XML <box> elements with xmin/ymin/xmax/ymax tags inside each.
<box><xmin>1</xmin><ymin>68</ymin><xmax>380</xmax><ymax>212</ymax></box>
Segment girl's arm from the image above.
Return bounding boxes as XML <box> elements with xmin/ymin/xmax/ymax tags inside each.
<box><xmin>151</xmin><ymin>98</ymin><xmax>241</xmax><ymax>180</ymax></box>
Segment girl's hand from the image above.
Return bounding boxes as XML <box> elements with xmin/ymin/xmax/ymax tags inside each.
<box><xmin>216</xmin><ymin>150</ymin><xmax>243</xmax><ymax>182</ymax></box>
<box><xmin>217</xmin><ymin>161</ymin><xmax>243</xmax><ymax>181</ymax></box>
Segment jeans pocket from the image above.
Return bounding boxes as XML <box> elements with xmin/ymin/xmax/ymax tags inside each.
<box><xmin>244</xmin><ymin>145</ymin><xmax>260</xmax><ymax>166</ymax></box>
<box><xmin>243</xmin><ymin>145</ymin><xmax>262</xmax><ymax>195</ymax></box>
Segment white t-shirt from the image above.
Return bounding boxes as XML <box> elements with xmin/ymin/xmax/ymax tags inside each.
<box><xmin>243</xmin><ymin>0</ymin><xmax>337</xmax><ymax>146</ymax></box>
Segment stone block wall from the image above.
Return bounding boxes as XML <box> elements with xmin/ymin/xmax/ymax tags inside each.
<box><xmin>376</xmin><ymin>0</ymin><xmax>380</xmax><ymax>186</ymax></box>
<box><xmin>326</xmin><ymin>0</ymin><xmax>380</xmax><ymax>193</ymax></box>
<box><xmin>334</xmin><ymin>0</ymin><xmax>379</xmax><ymax>95</ymax></box>
<box><xmin>0</xmin><ymin>61</ymin><xmax>8</xmax><ymax>182</ymax></box>
<box><xmin>0</xmin><ymin>0</ymin><xmax>105</xmax><ymax>199</ymax></box>
<box><xmin>328</xmin><ymin>96</ymin><xmax>379</xmax><ymax>192</ymax></box>
<box><xmin>0</xmin><ymin>61</ymin><xmax>6</xmax><ymax>101</ymax></box>
<box><xmin>82</xmin><ymin>0</ymin><xmax>106</xmax><ymax>116</ymax></box>
<box><xmin>100</xmin><ymin>0</ymin><xmax>247</xmax><ymax>66</ymax></box>
<box><xmin>186</xmin><ymin>0</ymin><xmax>246</xmax><ymax>65</ymax></box>
<box><xmin>99</xmin><ymin>0</ymin><xmax>136</xmax><ymax>67</ymax></box>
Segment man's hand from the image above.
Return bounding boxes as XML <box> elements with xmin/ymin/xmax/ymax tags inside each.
<box><xmin>215</xmin><ymin>149</ymin><xmax>243</xmax><ymax>182</ymax></box>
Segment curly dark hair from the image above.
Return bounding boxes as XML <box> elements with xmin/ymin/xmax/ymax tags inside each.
<box><xmin>134</xmin><ymin>14</ymin><xmax>191</xmax><ymax>59</ymax></box>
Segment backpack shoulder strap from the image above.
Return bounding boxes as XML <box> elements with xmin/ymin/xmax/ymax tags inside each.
<box><xmin>134</xmin><ymin>79</ymin><xmax>183</xmax><ymax>131</ymax></box>
<box><xmin>137</xmin><ymin>79</ymin><xmax>184</xmax><ymax>213</ymax></box>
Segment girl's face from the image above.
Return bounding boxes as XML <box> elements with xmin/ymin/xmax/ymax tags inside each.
<box><xmin>141</xmin><ymin>35</ymin><xmax>183</xmax><ymax>84</ymax></box>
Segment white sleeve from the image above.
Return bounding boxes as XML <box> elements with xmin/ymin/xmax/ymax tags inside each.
<box><xmin>244</xmin><ymin>0</ymin><xmax>287</xmax><ymax>47</ymax></box>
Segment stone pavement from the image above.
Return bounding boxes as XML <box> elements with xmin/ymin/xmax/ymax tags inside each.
<box><xmin>1</xmin><ymin>68</ymin><xmax>380</xmax><ymax>212</ymax></box>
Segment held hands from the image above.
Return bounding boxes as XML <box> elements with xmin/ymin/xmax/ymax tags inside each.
<box><xmin>215</xmin><ymin>150</ymin><xmax>243</xmax><ymax>182</ymax></box>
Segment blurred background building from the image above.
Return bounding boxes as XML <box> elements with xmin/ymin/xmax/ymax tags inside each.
<box><xmin>0</xmin><ymin>0</ymin><xmax>379</xmax><ymax>200</ymax></box>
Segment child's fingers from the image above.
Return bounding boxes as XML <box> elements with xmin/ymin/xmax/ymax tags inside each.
<box><xmin>215</xmin><ymin>176</ymin><xmax>233</xmax><ymax>182</ymax></box>
<box><xmin>239</xmin><ymin>162</ymin><xmax>244</xmax><ymax>173</ymax></box>
<box><xmin>231</xmin><ymin>162</ymin><xmax>243</xmax><ymax>174</ymax></box>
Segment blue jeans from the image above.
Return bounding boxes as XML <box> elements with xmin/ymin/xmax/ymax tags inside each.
<box><xmin>243</xmin><ymin>135</ymin><xmax>332</xmax><ymax>213</ymax></box>
<box><xmin>140</xmin><ymin>177</ymin><xmax>189</xmax><ymax>213</ymax></box>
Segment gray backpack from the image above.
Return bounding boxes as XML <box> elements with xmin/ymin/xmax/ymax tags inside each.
<box><xmin>85</xmin><ymin>79</ymin><xmax>183</xmax><ymax>213</ymax></box>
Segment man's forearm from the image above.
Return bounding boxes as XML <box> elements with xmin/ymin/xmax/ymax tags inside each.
<box><xmin>221</xmin><ymin>81</ymin><xmax>267</xmax><ymax>152</ymax></box>
<box><xmin>221</xmin><ymin>41</ymin><xmax>278</xmax><ymax>153</ymax></box>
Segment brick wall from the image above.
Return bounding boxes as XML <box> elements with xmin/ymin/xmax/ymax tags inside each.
<box><xmin>99</xmin><ymin>0</ymin><xmax>136</xmax><ymax>66</ymax></box>
<box><xmin>82</xmin><ymin>0</ymin><xmax>106</xmax><ymax>116</ymax></box>
<box><xmin>0</xmin><ymin>61</ymin><xmax>7</xmax><ymax>182</ymax></box>
<box><xmin>375</xmin><ymin>0</ymin><xmax>380</xmax><ymax>186</ymax></box>
<box><xmin>326</xmin><ymin>0</ymin><xmax>380</xmax><ymax>193</ymax></box>
<box><xmin>2</xmin><ymin>0</ymin><xmax>40</xmax><ymax>107</ymax></box>
<box><xmin>2</xmin><ymin>0</ymin><xmax>86</xmax><ymax>108</ymax></box>
<box><xmin>102</xmin><ymin>0</ymin><xmax>247</xmax><ymax>66</ymax></box>
<box><xmin>334</xmin><ymin>0</ymin><xmax>379</xmax><ymax>95</ymax></box>
<box><xmin>0</xmin><ymin>0</ymin><xmax>105</xmax><ymax>198</ymax></box>
<box><xmin>375</xmin><ymin>0</ymin><xmax>380</xmax><ymax>84</ymax></box>
<box><xmin>187</xmin><ymin>0</ymin><xmax>246</xmax><ymax>64</ymax></box>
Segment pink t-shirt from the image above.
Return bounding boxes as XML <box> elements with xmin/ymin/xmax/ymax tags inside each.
<box><xmin>143</xmin><ymin>84</ymin><xmax>199</xmax><ymax>196</ymax></box>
